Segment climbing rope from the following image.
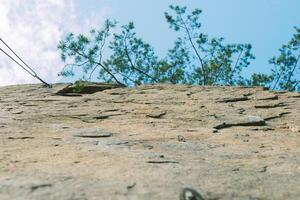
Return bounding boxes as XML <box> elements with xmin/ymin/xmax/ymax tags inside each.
<box><xmin>0</xmin><ymin>38</ymin><xmax>52</xmax><ymax>88</ymax></box>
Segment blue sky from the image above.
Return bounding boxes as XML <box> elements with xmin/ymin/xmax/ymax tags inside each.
<box><xmin>82</xmin><ymin>0</ymin><xmax>299</xmax><ymax>77</ymax></box>
<box><xmin>0</xmin><ymin>0</ymin><xmax>299</xmax><ymax>85</ymax></box>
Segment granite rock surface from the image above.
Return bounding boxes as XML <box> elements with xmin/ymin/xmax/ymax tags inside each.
<box><xmin>0</xmin><ymin>83</ymin><xmax>299</xmax><ymax>200</ymax></box>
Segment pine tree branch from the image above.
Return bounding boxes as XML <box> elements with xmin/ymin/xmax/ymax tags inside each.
<box><xmin>285</xmin><ymin>53</ymin><xmax>300</xmax><ymax>89</ymax></box>
<box><xmin>66</xmin><ymin>47</ymin><xmax>125</xmax><ymax>86</ymax></box>
<box><xmin>123</xmin><ymin>34</ymin><xmax>157</xmax><ymax>83</ymax></box>
<box><xmin>179</xmin><ymin>14</ymin><xmax>207</xmax><ymax>85</ymax></box>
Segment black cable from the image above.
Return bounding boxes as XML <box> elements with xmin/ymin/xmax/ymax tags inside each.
<box><xmin>0</xmin><ymin>38</ymin><xmax>52</xmax><ymax>88</ymax></box>
<box><xmin>0</xmin><ymin>38</ymin><xmax>37</xmax><ymax>75</ymax></box>
<box><xmin>0</xmin><ymin>47</ymin><xmax>36</xmax><ymax>77</ymax></box>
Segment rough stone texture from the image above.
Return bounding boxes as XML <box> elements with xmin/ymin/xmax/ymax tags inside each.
<box><xmin>0</xmin><ymin>83</ymin><xmax>300</xmax><ymax>200</ymax></box>
<box><xmin>55</xmin><ymin>82</ymin><xmax>124</xmax><ymax>95</ymax></box>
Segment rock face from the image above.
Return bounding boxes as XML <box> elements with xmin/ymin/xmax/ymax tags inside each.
<box><xmin>0</xmin><ymin>83</ymin><xmax>299</xmax><ymax>200</ymax></box>
<box><xmin>55</xmin><ymin>81</ymin><xmax>124</xmax><ymax>95</ymax></box>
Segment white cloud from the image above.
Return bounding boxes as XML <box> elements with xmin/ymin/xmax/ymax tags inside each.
<box><xmin>0</xmin><ymin>0</ymin><xmax>110</xmax><ymax>86</ymax></box>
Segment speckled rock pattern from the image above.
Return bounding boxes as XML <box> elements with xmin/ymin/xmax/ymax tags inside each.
<box><xmin>0</xmin><ymin>83</ymin><xmax>299</xmax><ymax>200</ymax></box>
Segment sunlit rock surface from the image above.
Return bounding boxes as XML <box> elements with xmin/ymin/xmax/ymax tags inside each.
<box><xmin>0</xmin><ymin>83</ymin><xmax>299</xmax><ymax>200</ymax></box>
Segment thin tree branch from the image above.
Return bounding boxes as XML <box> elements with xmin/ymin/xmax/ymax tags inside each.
<box><xmin>59</xmin><ymin>61</ymin><xmax>89</xmax><ymax>77</ymax></box>
<box><xmin>285</xmin><ymin>53</ymin><xmax>300</xmax><ymax>89</ymax></box>
<box><xmin>292</xmin><ymin>80</ymin><xmax>300</xmax><ymax>91</ymax></box>
<box><xmin>96</xmin><ymin>62</ymin><xmax>125</xmax><ymax>86</ymax></box>
<box><xmin>179</xmin><ymin>14</ymin><xmax>207</xmax><ymax>85</ymax></box>
<box><xmin>272</xmin><ymin>73</ymin><xmax>281</xmax><ymax>90</ymax></box>
<box><xmin>62</xmin><ymin>61</ymin><xmax>89</xmax><ymax>72</ymax></box>
<box><xmin>120</xmin><ymin>71</ymin><xmax>139</xmax><ymax>85</ymax></box>
<box><xmin>213</xmin><ymin>63</ymin><xmax>224</xmax><ymax>83</ymax></box>
<box><xmin>88</xmin><ymin>29</ymin><xmax>109</xmax><ymax>81</ymax></box>
<box><xmin>232</xmin><ymin>49</ymin><xmax>243</xmax><ymax>74</ymax></box>
<box><xmin>123</xmin><ymin>33</ymin><xmax>157</xmax><ymax>82</ymax></box>
<box><xmin>227</xmin><ymin>49</ymin><xmax>243</xmax><ymax>84</ymax></box>
<box><xmin>88</xmin><ymin>65</ymin><xmax>99</xmax><ymax>80</ymax></box>
<box><xmin>66</xmin><ymin>47</ymin><xmax>125</xmax><ymax>86</ymax></box>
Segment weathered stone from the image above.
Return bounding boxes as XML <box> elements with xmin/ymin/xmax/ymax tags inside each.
<box><xmin>147</xmin><ymin>160</ymin><xmax>179</xmax><ymax>164</ymax></box>
<box><xmin>250</xmin><ymin>127</ymin><xmax>275</xmax><ymax>131</ymax></box>
<box><xmin>11</xmin><ymin>110</ymin><xmax>24</xmax><ymax>115</ymax></box>
<box><xmin>254</xmin><ymin>102</ymin><xmax>286</xmax><ymax>108</ymax></box>
<box><xmin>177</xmin><ymin>135</ymin><xmax>186</xmax><ymax>142</ymax></box>
<box><xmin>216</xmin><ymin>96</ymin><xmax>249</xmax><ymax>103</ymax></box>
<box><xmin>96</xmin><ymin>140</ymin><xmax>129</xmax><ymax>146</ymax></box>
<box><xmin>0</xmin><ymin>83</ymin><xmax>299</xmax><ymax>200</ymax></box>
<box><xmin>74</xmin><ymin>129</ymin><xmax>113</xmax><ymax>138</ymax></box>
<box><xmin>56</xmin><ymin>81</ymin><xmax>124</xmax><ymax>95</ymax></box>
<box><xmin>214</xmin><ymin>116</ymin><xmax>266</xmax><ymax>129</ymax></box>
<box><xmin>264</xmin><ymin>112</ymin><xmax>291</xmax><ymax>121</ymax></box>
<box><xmin>7</xmin><ymin>136</ymin><xmax>35</xmax><ymax>140</ymax></box>
<box><xmin>289</xmin><ymin>125</ymin><xmax>300</xmax><ymax>133</ymax></box>
<box><xmin>31</xmin><ymin>183</ymin><xmax>52</xmax><ymax>192</ymax></box>
<box><xmin>256</xmin><ymin>95</ymin><xmax>279</xmax><ymax>100</ymax></box>
<box><xmin>287</xmin><ymin>93</ymin><xmax>300</xmax><ymax>98</ymax></box>
<box><xmin>146</xmin><ymin>110</ymin><xmax>166</xmax><ymax>118</ymax></box>
<box><xmin>93</xmin><ymin>115</ymin><xmax>110</xmax><ymax>120</ymax></box>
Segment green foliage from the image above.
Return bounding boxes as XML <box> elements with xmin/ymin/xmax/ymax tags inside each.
<box><xmin>269</xmin><ymin>27</ymin><xmax>300</xmax><ymax>91</ymax></box>
<box><xmin>58</xmin><ymin>5</ymin><xmax>259</xmax><ymax>88</ymax></box>
<box><xmin>72</xmin><ymin>80</ymin><xmax>87</xmax><ymax>93</ymax></box>
<box><xmin>58</xmin><ymin>19</ymin><xmax>161</xmax><ymax>86</ymax></box>
<box><xmin>164</xmin><ymin>5</ymin><xmax>255</xmax><ymax>86</ymax></box>
<box><xmin>58</xmin><ymin>19</ymin><xmax>125</xmax><ymax>85</ymax></box>
<box><xmin>105</xmin><ymin>22</ymin><xmax>160</xmax><ymax>85</ymax></box>
<box><xmin>156</xmin><ymin>38</ymin><xmax>190</xmax><ymax>84</ymax></box>
<box><xmin>246</xmin><ymin>73</ymin><xmax>273</xmax><ymax>87</ymax></box>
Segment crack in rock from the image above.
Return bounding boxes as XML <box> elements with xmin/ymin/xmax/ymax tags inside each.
<box><xmin>216</xmin><ymin>96</ymin><xmax>249</xmax><ymax>103</ymax></box>
<box><xmin>74</xmin><ymin>129</ymin><xmax>113</xmax><ymax>138</ymax></box>
<box><xmin>147</xmin><ymin>160</ymin><xmax>179</xmax><ymax>164</ymax></box>
<box><xmin>56</xmin><ymin>82</ymin><xmax>124</xmax><ymax>95</ymax></box>
<box><xmin>264</xmin><ymin>112</ymin><xmax>291</xmax><ymax>121</ymax></box>
<box><xmin>250</xmin><ymin>127</ymin><xmax>275</xmax><ymax>131</ymax></box>
<box><xmin>93</xmin><ymin>115</ymin><xmax>110</xmax><ymax>120</ymax></box>
<box><xmin>254</xmin><ymin>102</ymin><xmax>287</xmax><ymax>108</ymax></box>
<box><xmin>214</xmin><ymin>116</ymin><xmax>266</xmax><ymax>130</ymax></box>
<box><xmin>31</xmin><ymin>183</ymin><xmax>52</xmax><ymax>192</ymax></box>
<box><xmin>96</xmin><ymin>140</ymin><xmax>129</xmax><ymax>146</ymax></box>
<box><xmin>8</xmin><ymin>136</ymin><xmax>35</xmax><ymax>140</ymax></box>
<box><xmin>256</xmin><ymin>95</ymin><xmax>279</xmax><ymax>100</ymax></box>
<box><xmin>287</xmin><ymin>94</ymin><xmax>300</xmax><ymax>98</ymax></box>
